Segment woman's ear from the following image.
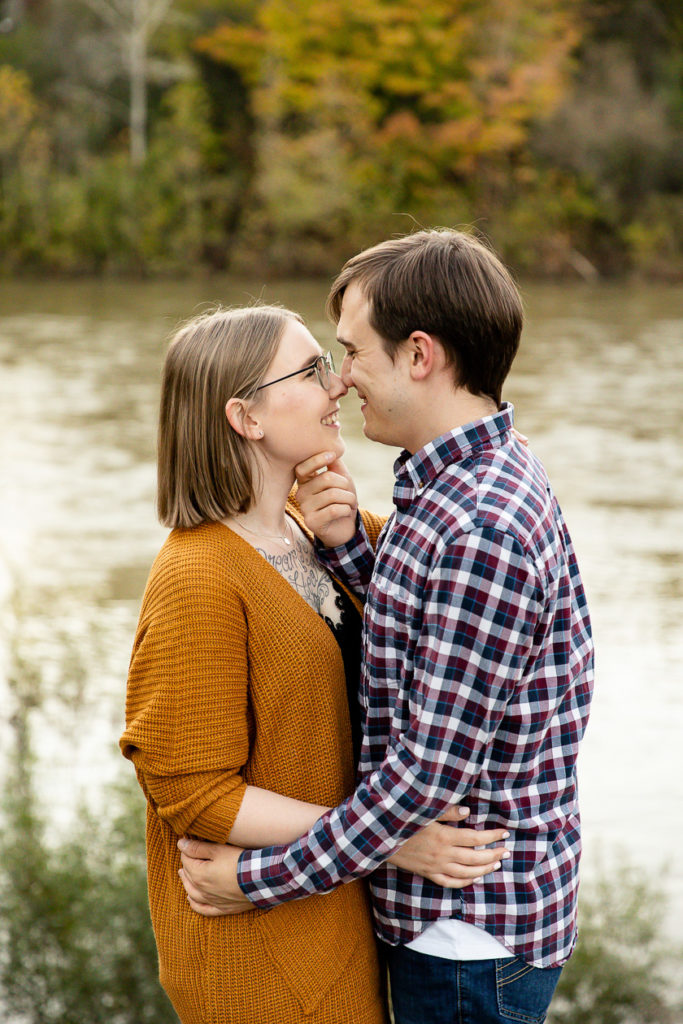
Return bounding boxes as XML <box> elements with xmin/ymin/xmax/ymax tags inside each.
<box><xmin>225</xmin><ymin>398</ymin><xmax>263</xmax><ymax>440</ymax></box>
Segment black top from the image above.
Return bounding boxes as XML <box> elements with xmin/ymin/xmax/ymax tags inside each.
<box><xmin>320</xmin><ymin>577</ymin><xmax>363</xmax><ymax>768</ymax></box>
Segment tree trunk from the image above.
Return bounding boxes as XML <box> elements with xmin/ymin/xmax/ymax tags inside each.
<box><xmin>129</xmin><ymin>1</ymin><xmax>147</xmax><ymax>165</ymax></box>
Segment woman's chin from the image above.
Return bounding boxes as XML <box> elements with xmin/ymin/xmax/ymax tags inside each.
<box><xmin>313</xmin><ymin>433</ymin><xmax>345</xmax><ymax>463</ymax></box>
<box><xmin>291</xmin><ymin>434</ymin><xmax>345</xmax><ymax>471</ymax></box>
<box><xmin>330</xmin><ymin>434</ymin><xmax>346</xmax><ymax>460</ymax></box>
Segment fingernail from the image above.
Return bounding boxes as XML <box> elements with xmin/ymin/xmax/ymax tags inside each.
<box><xmin>493</xmin><ymin>862</ymin><xmax>501</xmax><ymax>870</ymax></box>
<box><xmin>501</xmin><ymin>851</ymin><xmax>511</xmax><ymax>859</ymax></box>
<box><xmin>178</xmin><ymin>838</ymin><xmax>189</xmax><ymax>850</ymax></box>
<box><xmin>502</xmin><ymin>831</ymin><xmax>510</xmax><ymax>839</ymax></box>
<box><xmin>458</xmin><ymin>807</ymin><xmax>470</xmax><ymax>816</ymax></box>
<box><xmin>473</xmin><ymin>876</ymin><xmax>483</xmax><ymax>883</ymax></box>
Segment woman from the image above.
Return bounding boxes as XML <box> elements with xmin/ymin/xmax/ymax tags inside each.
<box><xmin>120</xmin><ymin>305</ymin><xmax>506</xmax><ymax>1024</ymax></box>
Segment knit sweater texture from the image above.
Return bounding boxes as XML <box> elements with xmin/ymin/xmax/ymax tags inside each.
<box><xmin>120</xmin><ymin>500</ymin><xmax>387</xmax><ymax>1024</ymax></box>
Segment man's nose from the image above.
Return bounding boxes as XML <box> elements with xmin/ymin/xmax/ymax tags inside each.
<box><xmin>340</xmin><ymin>353</ymin><xmax>354</xmax><ymax>389</ymax></box>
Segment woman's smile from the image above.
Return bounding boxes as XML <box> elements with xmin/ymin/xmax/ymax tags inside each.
<box><xmin>321</xmin><ymin>408</ymin><xmax>340</xmax><ymax>428</ymax></box>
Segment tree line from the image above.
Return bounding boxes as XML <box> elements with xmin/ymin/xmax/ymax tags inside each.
<box><xmin>0</xmin><ymin>0</ymin><xmax>681</xmax><ymax>277</ymax></box>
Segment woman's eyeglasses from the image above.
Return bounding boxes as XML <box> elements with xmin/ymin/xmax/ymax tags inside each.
<box><xmin>255</xmin><ymin>351</ymin><xmax>335</xmax><ymax>392</ymax></box>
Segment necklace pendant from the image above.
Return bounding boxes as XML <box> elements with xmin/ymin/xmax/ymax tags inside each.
<box><xmin>284</xmin><ymin>537</ymin><xmax>291</xmax><ymax>545</ymax></box>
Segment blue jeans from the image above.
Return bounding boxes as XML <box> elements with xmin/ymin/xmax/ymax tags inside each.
<box><xmin>384</xmin><ymin>943</ymin><xmax>563</xmax><ymax>1024</ymax></box>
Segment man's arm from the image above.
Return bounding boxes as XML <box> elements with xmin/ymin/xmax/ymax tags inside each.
<box><xmin>236</xmin><ymin>527</ymin><xmax>541</xmax><ymax>907</ymax></box>
<box><xmin>178</xmin><ymin>810</ymin><xmax>511</xmax><ymax>916</ymax></box>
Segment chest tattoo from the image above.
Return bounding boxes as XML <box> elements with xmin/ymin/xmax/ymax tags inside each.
<box><xmin>256</xmin><ymin>537</ymin><xmax>332</xmax><ymax>616</ymax></box>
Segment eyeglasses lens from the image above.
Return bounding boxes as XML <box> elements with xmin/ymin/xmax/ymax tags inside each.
<box><xmin>316</xmin><ymin>352</ymin><xmax>334</xmax><ymax>390</ymax></box>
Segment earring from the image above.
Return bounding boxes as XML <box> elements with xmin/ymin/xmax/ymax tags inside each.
<box><xmin>258</xmin><ymin>430</ymin><xmax>264</xmax><ymax>438</ymax></box>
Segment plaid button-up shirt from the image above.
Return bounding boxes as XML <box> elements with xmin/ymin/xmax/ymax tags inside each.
<box><xmin>238</xmin><ymin>404</ymin><xmax>594</xmax><ymax>967</ymax></box>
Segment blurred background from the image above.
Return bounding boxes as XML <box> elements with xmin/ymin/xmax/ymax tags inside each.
<box><xmin>1</xmin><ymin>1</ymin><xmax>682</xmax><ymax>1022</ymax></box>
<box><xmin>0</xmin><ymin>0</ymin><xmax>682</xmax><ymax>278</ymax></box>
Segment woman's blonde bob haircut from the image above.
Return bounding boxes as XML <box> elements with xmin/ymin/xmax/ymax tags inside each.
<box><xmin>157</xmin><ymin>304</ymin><xmax>302</xmax><ymax>529</ymax></box>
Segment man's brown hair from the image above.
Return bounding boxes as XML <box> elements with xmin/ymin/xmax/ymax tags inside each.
<box><xmin>327</xmin><ymin>228</ymin><xmax>523</xmax><ymax>405</ymax></box>
<box><xmin>157</xmin><ymin>305</ymin><xmax>301</xmax><ymax>529</ymax></box>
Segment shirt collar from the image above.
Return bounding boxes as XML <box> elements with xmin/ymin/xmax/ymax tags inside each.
<box><xmin>392</xmin><ymin>402</ymin><xmax>515</xmax><ymax>509</ymax></box>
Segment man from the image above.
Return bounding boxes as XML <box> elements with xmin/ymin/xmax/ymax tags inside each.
<box><xmin>180</xmin><ymin>229</ymin><xmax>594</xmax><ymax>1024</ymax></box>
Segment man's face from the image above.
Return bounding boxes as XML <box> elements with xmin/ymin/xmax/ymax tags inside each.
<box><xmin>336</xmin><ymin>282</ymin><xmax>411</xmax><ymax>448</ymax></box>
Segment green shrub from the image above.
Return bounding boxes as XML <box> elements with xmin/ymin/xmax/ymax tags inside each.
<box><xmin>549</xmin><ymin>861</ymin><xmax>683</xmax><ymax>1024</ymax></box>
<box><xmin>1</xmin><ymin>618</ymin><xmax>680</xmax><ymax>1024</ymax></box>
<box><xmin>0</xmin><ymin>773</ymin><xmax>177</xmax><ymax>1024</ymax></box>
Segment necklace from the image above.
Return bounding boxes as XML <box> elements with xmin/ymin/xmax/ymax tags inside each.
<box><xmin>235</xmin><ymin>515</ymin><xmax>292</xmax><ymax>546</ymax></box>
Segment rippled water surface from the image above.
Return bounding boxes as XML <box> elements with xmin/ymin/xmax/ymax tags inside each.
<box><xmin>1</xmin><ymin>276</ymin><xmax>682</xmax><ymax>934</ymax></box>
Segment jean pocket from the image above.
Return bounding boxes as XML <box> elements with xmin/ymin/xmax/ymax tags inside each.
<box><xmin>495</xmin><ymin>957</ymin><xmax>562</xmax><ymax>1024</ymax></box>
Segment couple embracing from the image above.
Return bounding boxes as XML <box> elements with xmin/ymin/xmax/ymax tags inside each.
<box><xmin>121</xmin><ymin>228</ymin><xmax>594</xmax><ymax>1024</ymax></box>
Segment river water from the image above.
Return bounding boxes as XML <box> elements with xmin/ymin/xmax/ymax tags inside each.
<box><xmin>1</xmin><ymin>276</ymin><xmax>682</xmax><ymax>937</ymax></box>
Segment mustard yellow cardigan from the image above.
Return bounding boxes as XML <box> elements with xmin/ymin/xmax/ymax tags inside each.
<box><xmin>121</xmin><ymin>501</ymin><xmax>388</xmax><ymax>1024</ymax></box>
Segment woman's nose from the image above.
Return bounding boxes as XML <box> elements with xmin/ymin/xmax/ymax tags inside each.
<box><xmin>328</xmin><ymin>371</ymin><xmax>348</xmax><ymax>398</ymax></box>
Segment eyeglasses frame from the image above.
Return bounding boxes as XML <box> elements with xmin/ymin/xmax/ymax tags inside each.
<box><xmin>255</xmin><ymin>351</ymin><xmax>336</xmax><ymax>392</ymax></box>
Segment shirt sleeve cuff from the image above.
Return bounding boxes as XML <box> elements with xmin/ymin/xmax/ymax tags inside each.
<box><xmin>237</xmin><ymin>845</ymin><xmax>299</xmax><ymax>907</ymax></box>
<box><xmin>314</xmin><ymin>514</ymin><xmax>375</xmax><ymax>589</ymax></box>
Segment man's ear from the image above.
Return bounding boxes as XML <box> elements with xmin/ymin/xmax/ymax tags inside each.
<box><xmin>225</xmin><ymin>397</ymin><xmax>263</xmax><ymax>440</ymax></box>
<box><xmin>406</xmin><ymin>331</ymin><xmax>439</xmax><ymax>381</ymax></box>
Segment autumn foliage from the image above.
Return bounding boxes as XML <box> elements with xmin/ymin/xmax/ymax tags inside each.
<box><xmin>0</xmin><ymin>0</ymin><xmax>681</xmax><ymax>276</ymax></box>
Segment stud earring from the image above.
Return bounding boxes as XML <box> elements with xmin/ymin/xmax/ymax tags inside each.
<box><xmin>258</xmin><ymin>430</ymin><xmax>264</xmax><ymax>438</ymax></box>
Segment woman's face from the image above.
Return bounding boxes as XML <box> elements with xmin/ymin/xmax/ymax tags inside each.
<box><xmin>254</xmin><ymin>318</ymin><xmax>347</xmax><ymax>468</ymax></box>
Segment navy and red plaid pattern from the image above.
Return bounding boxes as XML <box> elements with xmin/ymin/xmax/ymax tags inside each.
<box><xmin>237</xmin><ymin>404</ymin><xmax>594</xmax><ymax>968</ymax></box>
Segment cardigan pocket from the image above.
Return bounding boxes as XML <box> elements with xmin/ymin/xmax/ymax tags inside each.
<box><xmin>253</xmin><ymin>881</ymin><xmax>368</xmax><ymax>1014</ymax></box>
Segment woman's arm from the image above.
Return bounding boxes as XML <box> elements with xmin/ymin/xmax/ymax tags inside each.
<box><xmin>121</xmin><ymin>550</ymin><xmax>254</xmax><ymax>845</ymax></box>
<box><xmin>227</xmin><ymin>787</ymin><xmax>328</xmax><ymax>847</ymax></box>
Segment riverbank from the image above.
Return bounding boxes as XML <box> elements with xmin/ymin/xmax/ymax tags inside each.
<box><xmin>1</xmin><ymin>224</ymin><xmax>682</xmax><ymax>283</ymax></box>
<box><xmin>2</xmin><ymin>260</ymin><xmax>683</xmax><ymax>283</ymax></box>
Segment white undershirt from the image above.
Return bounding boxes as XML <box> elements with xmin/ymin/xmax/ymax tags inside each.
<box><xmin>406</xmin><ymin>918</ymin><xmax>514</xmax><ymax>961</ymax></box>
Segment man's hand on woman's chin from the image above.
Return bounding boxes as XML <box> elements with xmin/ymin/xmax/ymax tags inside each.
<box><xmin>294</xmin><ymin>451</ymin><xmax>358</xmax><ymax>548</ymax></box>
<box><xmin>178</xmin><ymin>838</ymin><xmax>255</xmax><ymax>917</ymax></box>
